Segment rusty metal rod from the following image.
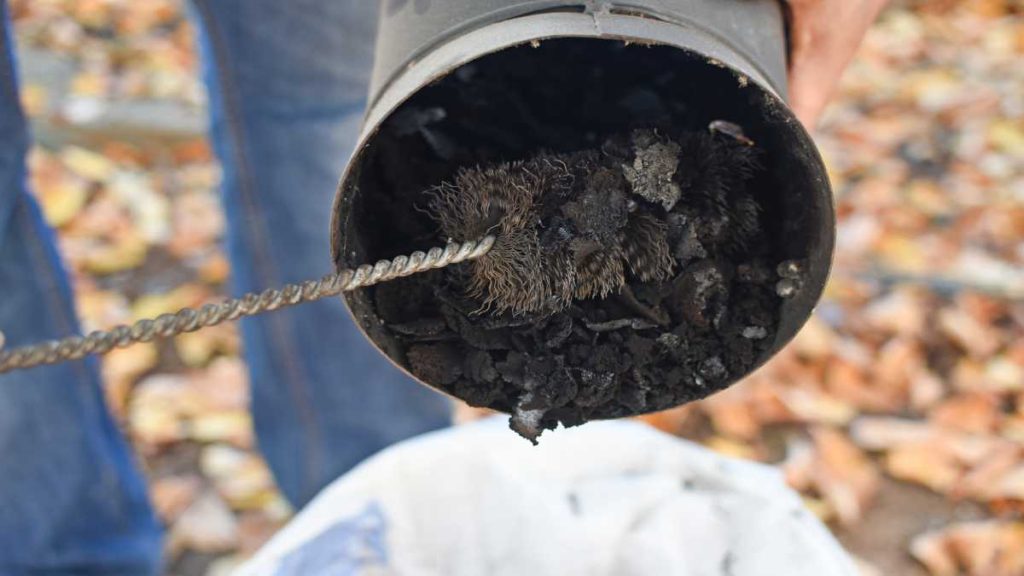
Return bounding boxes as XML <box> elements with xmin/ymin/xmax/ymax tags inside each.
<box><xmin>0</xmin><ymin>236</ymin><xmax>495</xmax><ymax>375</ymax></box>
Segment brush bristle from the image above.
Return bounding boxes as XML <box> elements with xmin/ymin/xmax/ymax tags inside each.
<box><xmin>574</xmin><ymin>245</ymin><xmax>625</xmax><ymax>300</ymax></box>
<box><xmin>674</xmin><ymin>131</ymin><xmax>763</xmax><ymax>255</ymax></box>
<box><xmin>622</xmin><ymin>212</ymin><xmax>674</xmax><ymax>282</ymax></box>
<box><xmin>429</xmin><ymin>158</ymin><xmax>577</xmax><ymax>315</ymax></box>
<box><xmin>426</xmin><ymin>128</ymin><xmax>764</xmax><ymax>316</ymax></box>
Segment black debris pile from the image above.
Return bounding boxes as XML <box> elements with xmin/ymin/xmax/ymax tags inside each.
<box><xmin>374</xmin><ymin>127</ymin><xmax>799</xmax><ymax>442</ymax></box>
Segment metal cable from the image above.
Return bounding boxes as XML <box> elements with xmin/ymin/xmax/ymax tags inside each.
<box><xmin>0</xmin><ymin>236</ymin><xmax>495</xmax><ymax>375</ymax></box>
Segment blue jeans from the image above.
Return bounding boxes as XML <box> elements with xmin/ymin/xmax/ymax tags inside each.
<box><xmin>0</xmin><ymin>1</ymin><xmax>450</xmax><ymax>573</ymax></box>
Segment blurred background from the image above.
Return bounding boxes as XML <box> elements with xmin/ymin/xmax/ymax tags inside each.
<box><xmin>7</xmin><ymin>0</ymin><xmax>1024</xmax><ymax>574</ymax></box>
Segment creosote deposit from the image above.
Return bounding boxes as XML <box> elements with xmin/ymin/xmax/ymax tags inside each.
<box><xmin>377</xmin><ymin>127</ymin><xmax>798</xmax><ymax>442</ymax></box>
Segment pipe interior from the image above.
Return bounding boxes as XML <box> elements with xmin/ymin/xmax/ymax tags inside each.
<box><xmin>339</xmin><ymin>37</ymin><xmax>831</xmax><ymax>410</ymax></box>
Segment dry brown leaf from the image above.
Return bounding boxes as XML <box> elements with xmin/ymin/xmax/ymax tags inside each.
<box><xmin>37</xmin><ymin>178</ymin><xmax>88</xmax><ymax>228</ymax></box>
<box><xmin>990</xmin><ymin>465</ymin><xmax>1024</xmax><ymax>502</ymax></box>
<box><xmin>20</xmin><ymin>82</ymin><xmax>49</xmax><ymax>117</ymax></box>
<box><xmin>167</xmin><ymin>490</ymin><xmax>239</xmax><ymax>556</ymax></box>
<box><xmin>129</xmin><ymin>374</ymin><xmax>191</xmax><ymax>446</ymax></box>
<box><xmin>984</xmin><ymin>357</ymin><xmax>1024</xmax><ymax>393</ymax></box>
<box><xmin>913</xmin><ymin>521</ymin><xmax>1024</xmax><ymax>576</ymax></box>
<box><xmin>790</xmin><ymin>316</ymin><xmax>837</xmax><ymax>360</ymax></box>
<box><xmin>850</xmin><ymin>416</ymin><xmax>936</xmax><ymax>451</ymax></box>
<box><xmin>800</xmin><ymin>496</ymin><xmax>836</xmax><ymax>524</ymax></box>
<box><xmin>191</xmin><ymin>358</ymin><xmax>249</xmax><ymax>411</ymax></box>
<box><xmin>877</xmin><ymin>234</ymin><xmax>930</xmax><ymax>274</ymax></box>
<box><xmin>910</xmin><ymin>529</ymin><xmax>958</xmax><ymax>576</ymax></box>
<box><xmin>200</xmin><ymin>445</ymin><xmax>276</xmax><ymax>510</ymax></box>
<box><xmin>171</xmin><ymin>138</ymin><xmax>213</xmax><ymax>164</ymax></box>
<box><xmin>101</xmin><ymin>343</ymin><xmax>158</xmax><ymax>417</ymax></box>
<box><xmin>910</xmin><ymin>369</ymin><xmax>947</xmax><ymax>413</ymax></box>
<box><xmin>132</xmin><ymin>284</ymin><xmax>211</xmax><ymax>321</ymax></box>
<box><xmin>167</xmin><ymin>190</ymin><xmax>225</xmax><ymax>258</ymax></box>
<box><xmin>945</xmin><ymin>434</ymin><xmax>1005</xmax><ymax>468</ymax></box>
<box><xmin>83</xmin><ymin>245</ymin><xmax>148</xmax><ymax>275</ymax></box>
<box><xmin>929</xmin><ymin>392</ymin><xmax>1001</xmax><ymax>435</ymax></box>
<box><xmin>190</xmin><ymin>412</ymin><xmax>253</xmax><ymax>448</ymax></box>
<box><xmin>951</xmin><ymin>358</ymin><xmax>990</xmax><ymax>393</ymax></box>
<box><xmin>782</xmin><ymin>437</ymin><xmax>815</xmax><ymax>492</ymax></box>
<box><xmin>885</xmin><ymin>442</ymin><xmax>961</xmax><ymax>493</ymax></box>
<box><xmin>76</xmin><ymin>289</ymin><xmax>131</xmax><ymax>331</ymax></box>
<box><xmin>704</xmin><ymin>436</ymin><xmax>759</xmax><ymax>461</ymax></box>
<box><xmin>852</xmin><ymin>557</ymin><xmax>883</xmax><ymax>576</ymax></box>
<box><xmin>174</xmin><ymin>323</ymin><xmax>240</xmax><ymax>368</ymax></box>
<box><xmin>939</xmin><ymin>307</ymin><xmax>1003</xmax><ymax>359</ymax></box>
<box><xmin>870</xmin><ymin>336</ymin><xmax>923</xmax><ymax>405</ymax></box>
<box><xmin>236</xmin><ymin>511</ymin><xmax>288</xmax><ymax>557</ymax></box>
<box><xmin>101</xmin><ymin>142</ymin><xmax>150</xmax><ymax>167</ymax></box>
<box><xmin>636</xmin><ymin>405</ymin><xmax>694</xmax><ymax>435</ymax></box>
<box><xmin>776</xmin><ymin>388</ymin><xmax>857</xmax><ymax>426</ymax></box>
<box><xmin>826</xmin><ymin>357</ymin><xmax>901</xmax><ymax>412</ymax></box>
<box><xmin>60</xmin><ymin>146</ymin><xmax>115</xmax><ymax>182</ymax></box>
<box><xmin>1002</xmin><ymin>416</ymin><xmax>1024</xmax><ymax>443</ymax></box>
<box><xmin>701</xmin><ymin>391</ymin><xmax>761</xmax><ymax>441</ymax></box>
<box><xmin>809</xmin><ymin>427</ymin><xmax>880</xmax><ymax>526</ymax></box>
<box><xmin>748</xmin><ymin>377</ymin><xmax>797</xmax><ymax>425</ymax></box>
<box><xmin>198</xmin><ymin>252</ymin><xmax>231</xmax><ymax>285</ymax></box>
<box><xmin>954</xmin><ymin>444</ymin><xmax>1020</xmax><ymax>502</ymax></box>
<box><xmin>151</xmin><ymin>475</ymin><xmax>202</xmax><ymax>522</ymax></box>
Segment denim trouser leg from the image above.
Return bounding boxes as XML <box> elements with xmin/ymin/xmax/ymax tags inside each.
<box><xmin>189</xmin><ymin>0</ymin><xmax>452</xmax><ymax>508</ymax></box>
<box><xmin>0</xmin><ymin>5</ymin><xmax>162</xmax><ymax>575</ymax></box>
<box><xmin>0</xmin><ymin>1</ymin><xmax>447</xmax><ymax>571</ymax></box>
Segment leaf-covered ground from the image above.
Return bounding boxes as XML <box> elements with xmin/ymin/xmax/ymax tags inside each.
<box><xmin>10</xmin><ymin>1</ymin><xmax>1024</xmax><ymax>575</ymax></box>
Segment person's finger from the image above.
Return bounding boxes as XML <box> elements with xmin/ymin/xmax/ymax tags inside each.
<box><xmin>789</xmin><ymin>51</ymin><xmax>849</xmax><ymax>129</ymax></box>
<box><xmin>0</xmin><ymin>330</ymin><xmax>5</xmax><ymax>350</ymax></box>
<box><xmin>786</xmin><ymin>0</ymin><xmax>891</xmax><ymax>130</ymax></box>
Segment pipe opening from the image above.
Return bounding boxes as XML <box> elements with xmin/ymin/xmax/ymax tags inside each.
<box><xmin>337</xmin><ymin>37</ymin><xmax>831</xmax><ymax>438</ymax></box>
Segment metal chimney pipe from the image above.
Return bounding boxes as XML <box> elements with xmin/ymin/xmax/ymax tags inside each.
<box><xmin>331</xmin><ymin>0</ymin><xmax>834</xmax><ymax>421</ymax></box>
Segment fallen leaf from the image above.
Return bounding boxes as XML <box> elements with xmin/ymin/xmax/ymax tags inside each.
<box><xmin>636</xmin><ymin>405</ymin><xmax>693</xmax><ymax>435</ymax></box>
<box><xmin>151</xmin><ymin>475</ymin><xmax>202</xmax><ymax>522</ymax></box>
<box><xmin>885</xmin><ymin>442</ymin><xmax>961</xmax><ymax>493</ymax></box>
<box><xmin>809</xmin><ymin>427</ymin><xmax>880</xmax><ymax>526</ymax></box>
<box><xmin>20</xmin><ymin>83</ymin><xmax>49</xmax><ymax>117</ymax></box>
<box><xmin>991</xmin><ymin>465</ymin><xmax>1024</xmax><ymax>502</ymax></box>
<box><xmin>200</xmin><ymin>444</ymin><xmax>276</xmax><ymax>510</ymax></box>
<box><xmin>930</xmin><ymin>392</ymin><xmax>1001</xmax><ymax>434</ymax></box>
<box><xmin>702</xmin><ymin>391</ymin><xmax>761</xmax><ymax>441</ymax></box>
<box><xmin>861</xmin><ymin>287</ymin><xmax>929</xmax><ymax>336</ymax></box>
<box><xmin>912</xmin><ymin>521</ymin><xmax>1024</xmax><ymax>576</ymax></box>
<box><xmin>910</xmin><ymin>529</ymin><xmax>958</xmax><ymax>576</ymax></box>
<box><xmin>168</xmin><ymin>490</ymin><xmax>239</xmax><ymax>555</ymax></box>
<box><xmin>132</xmin><ymin>284</ymin><xmax>211</xmax><ymax>321</ymax></box>
<box><xmin>190</xmin><ymin>412</ymin><xmax>253</xmax><ymax>447</ymax></box>
<box><xmin>939</xmin><ymin>308</ymin><xmax>1003</xmax><ymax>359</ymax></box>
<box><xmin>791</xmin><ymin>316</ymin><xmax>837</xmax><ymax>360</ymax></box>
<box><xmin>174</xmin><ymin>324</ymin><xmax>240</xmax><ymax>368</ymax></box>
<box><xmin>102</xmin><ymin>343</ymin><xmax>158</xmax><ymax>417</ymax></box>
<box><xmin>60</xmin><ymin>146</ymin><xmax>115</xmax><ymax>182</ymax></box>
<box><xmin>849</xmin><ymin>416</ymin><xmax>936</xmax><ymax>450</ymax></box>
<box><xmin>954</xmin><ymin>444</ymin><xmax>1020</xmax><ymax>502</ymax></box>
<box><xmin>198</xmin><ymin>252</ymin><xmax>231</xmax><ymax>285</ymax></box>
<box><xmin>37</xmin><ymin>179</ymin><xmax>89</xmax><ymax>228</ymax></box>
<box><xmin>704</xmin><ymin>436</ymin><xmax>759</xmax><ymax>461</ymax></box>
<box><xmin>910</xmin><ymin>370</ymin><xmax>947</xmax><ymax>413</ymax></box>
<box><xmin>129</xmin><ymin>374</ymin><xmax>190</xmax><ymax>446</ymax></box>
<box><xmin>777</xmin><ymin>388</ymin><xmax>857</xmax><ymax>426</ymax></box>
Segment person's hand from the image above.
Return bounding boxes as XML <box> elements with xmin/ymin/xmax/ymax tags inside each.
<box><xmin>786</xmin><ymin>0</ymin><xmax>891</xmax><ymax>129</ymax></box>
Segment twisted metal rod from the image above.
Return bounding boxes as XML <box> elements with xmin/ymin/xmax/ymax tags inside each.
<box><xmin>0</xmin><ymin>236</ymin><xmax>495</xmax><ymax>375</ymax></box>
